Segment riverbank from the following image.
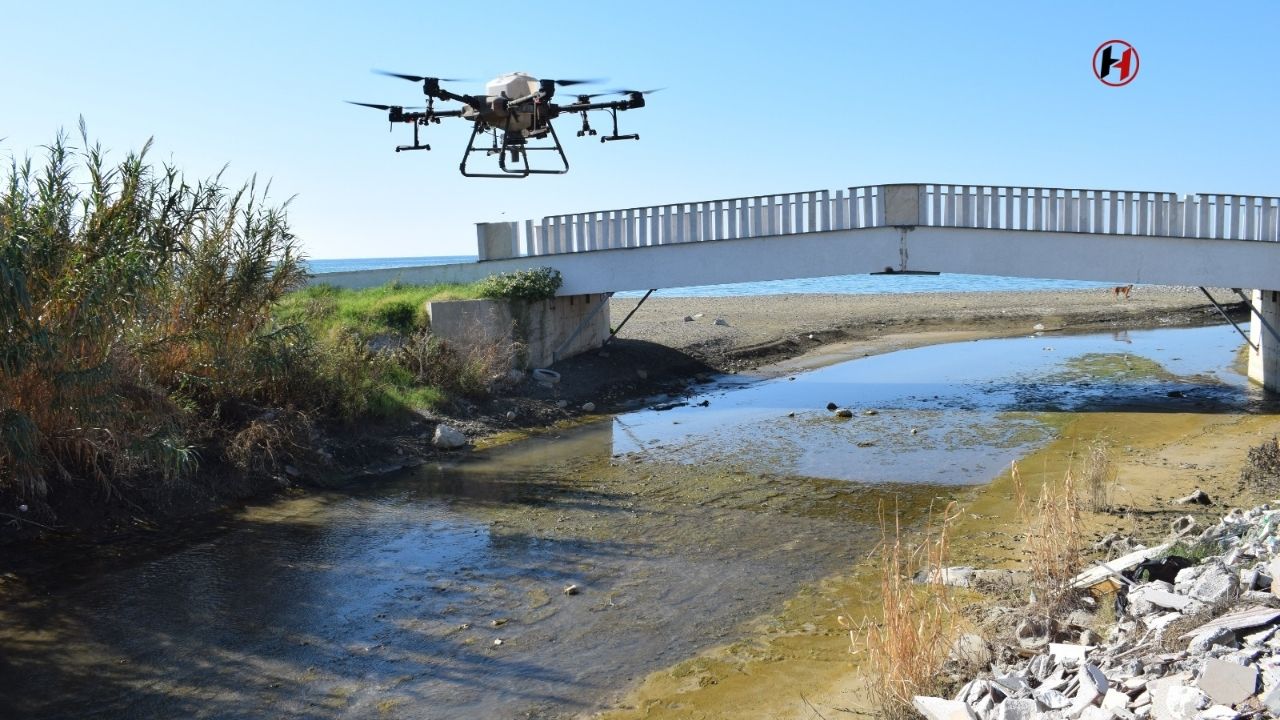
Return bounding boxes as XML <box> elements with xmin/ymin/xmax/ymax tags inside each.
<box><xmin>0</xmin><ymin>286</ymin><xmax>1240</xmax><ymax>544</ymax></box>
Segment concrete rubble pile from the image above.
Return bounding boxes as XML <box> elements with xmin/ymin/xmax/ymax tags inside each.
<box><xmin>914</xmin><ymin>505</ymin><xmax>1280</xmax><ymax>720</ymax></box>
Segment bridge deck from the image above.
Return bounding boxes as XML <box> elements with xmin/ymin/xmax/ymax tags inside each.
<box><xmin>315</xmin><ymin>183</ymin><xmax>1280</xmax><ymax>296</ymax></box>
<box><xmin>480</xmin><ymin>183</ymin><xmax>1280</xmax><ymax>259</ymax></box>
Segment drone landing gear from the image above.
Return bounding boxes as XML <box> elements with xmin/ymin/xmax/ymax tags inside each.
<box><xmin>460</xmin><ymin>122</ymin><xmax>569</xmax><ymax>178</ymax></box>
<box><xmin>395</xmin><ymin>119</ymin><xmax>431</xmax><ymax>152</ymax></box>
<box><xmin>599</xmin><ymin>108</ymin><xmax>639</xmax><ymax>143</ymax></box>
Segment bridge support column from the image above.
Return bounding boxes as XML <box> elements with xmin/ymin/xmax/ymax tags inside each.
<box><xmin>1247</xmin><ymin>289</ymin><xmax>1280</xmax><ymax>392</ymax></box>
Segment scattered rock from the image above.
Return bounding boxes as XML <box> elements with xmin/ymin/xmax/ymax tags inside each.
<box><xmin>1033</xmin><ymin>323</ymin><xmax>1045</xmax><ymax>331</ymax></box>
<box><xmin>490</xmin><ymin>618</ymin><xmax>508</xmax><ymax>627</ymax></box>
<box><xmin>683</xmin><ymin>315</ymin><xmax>694</xmax><ymax>322</ymax></box>
<box><xmin>432</xmin><ymin>424</ymin><xmax>467</xmax><ymax>449</ymax></box>
<box><xmin>713</xmin><ymin>318</ymin><xmax>729</xmax><ymax>326</ymax></box>
<box><xmin>563</xmin><ymin>584</ymin><xmax>580</xmax><ymax>596</ymax></box>
<box><xmin>826</xmin><ymin>402</ymin><xmax>839</xmax><ymax>411</ymax></box>
<box><xmin>493</xmin><ymin>638</ymin><xmax>503</xmax><ymax>646</ymax></box>
<box><xmin>581</xmin><ymin>402</ymin><xmax>596</xmax><ymax>412</ymax></box>
<box><xmin>835</xmin><ymin>408</ymin><xmax>854</xmax><ymax>418</ymax></box>
<box><xmin>1176</xmin><ymin>489</ymin><xmax>1212</xmax><ymax>505</ymax></box>
<box><xmin>863</xmin><ymin>409</ymin><xmax>879</xmax><ymax>416</ymax></box>
<box><xmin>1171</xmin><ymin>515</ymin><xmax>1198</xmax><ymax>536</ymax></box>
<box><xmin>556</xmin><ymin>400</ymin><xmax>569</xmax><ymax>409</ymax></box>
<box><xmin>506</xmin><ymin>410</ymin><xmax>517</xmax><ymax>421</ymax></box>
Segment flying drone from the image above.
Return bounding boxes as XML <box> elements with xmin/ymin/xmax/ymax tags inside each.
<box><xmin>348</xmin><ymin>71</ymin><xmax>656</xmax><ymax>178</ymax></box>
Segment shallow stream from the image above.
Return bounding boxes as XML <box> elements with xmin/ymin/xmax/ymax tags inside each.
<box><xmin>0</xmin><ymin>324</ymin><xmax>1265</xmax><ymax>719</ymax></box>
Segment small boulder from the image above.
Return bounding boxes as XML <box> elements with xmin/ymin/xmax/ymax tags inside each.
<box><xmin>432</xmin><ymin>424</ymin><xmax>467</xmax><ymax>449</ymax></box>
<box><xmin>713</xmin><ymin>318</ymin><xmax>729</xmax><ymax>326</ymax></box>
<box><xmin>581</xmin><ymin>402</ymin><xmax>596</xmax><ymax>412</ymax></box>
<box><xmin>683</xmin><ymin>315</ymin><xmax>694</xmax><ymax>322</ymax></box>
<box><xmin>826</xmin><ymin>402</ymin><xmax>839</xmax><ymax>411</ymax></box>
<box><xmin>1176</xmin><ymin>489</ymin><xmax>1211</xmax><ymax>505</ymax></box>
<box><xmin>835</xmin><ymin>408</ymin><xmax>854</xmax><ymax>418</ymax></box>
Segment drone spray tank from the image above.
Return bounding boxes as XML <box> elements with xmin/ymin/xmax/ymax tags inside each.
<box><xmin>485</xmin><ymin>72</ymin><xmax>540</xmax><ymax>103</ymax></box>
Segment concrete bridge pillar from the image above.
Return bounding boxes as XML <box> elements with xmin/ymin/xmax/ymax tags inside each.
<box><xmin>1248</xmin><ymin>289</ymin><xmax>1280</xmax><ymax>393</ymax></box>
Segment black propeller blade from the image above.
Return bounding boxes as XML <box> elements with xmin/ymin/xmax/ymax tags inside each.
<box><xmin>373</xmin><ymin>70</ymin><xmax>470</xmax><ymax>83</ymax></box>
<box><xmin>549</xmin><ymin>78</ymin><xmax>605</xmax><ymax>87</ymax></box>
<box><xmin>345</xmin><ymin>101</ymin><xmax>424</xmax><ymax>111</ymax></box>
<box><xmin>576</xmin><ymin>87</ymin><xmax>664</xmax><ymax>100</ymax></box>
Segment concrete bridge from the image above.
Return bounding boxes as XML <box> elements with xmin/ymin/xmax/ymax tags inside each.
<box><xmin>315</xmin><ymin>182</ymin><xmax>1280</xmax><ymax>389</ymax></box>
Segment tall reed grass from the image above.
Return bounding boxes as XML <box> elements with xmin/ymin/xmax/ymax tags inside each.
<box><xmin>858</xmin><ymin>500</ymin><xmax>961</xmax><ymax>720</ymax></box>
<box><xmin>1</xmin><ymin>126</ymin><xmax>311</xmax><ymax>516</ymax></box>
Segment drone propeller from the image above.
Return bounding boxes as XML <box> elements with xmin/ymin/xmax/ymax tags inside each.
<box><xmin>345</xmin><ymin>101</ymin><xmax>424</xmax><ymax>111</ymax></box>
<box><xmin>547</xmin><ymin>78</ymin><xmax>605</xmax><ymax>87</ymax></box>
<box><xmin>576</xmin><ymin>87</ymin><xmax>665</xmax><ymax>100</ymax></box>
<box><xmin>372</xmin><ymin>70</ymin><xmax>470</xmax><ymax>83</ymax></box>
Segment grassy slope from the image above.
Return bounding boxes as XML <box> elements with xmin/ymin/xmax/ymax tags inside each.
<box><xmin>274</xmin><ymin>281</ymin><xmax>486</xmax><ymax>412</ymax></box>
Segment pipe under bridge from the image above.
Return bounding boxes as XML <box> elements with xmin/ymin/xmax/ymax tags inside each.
<box><xmin>317</xmin><ymin>182</ymin><xmax>1280</xmax><ymax>390</ymax></box>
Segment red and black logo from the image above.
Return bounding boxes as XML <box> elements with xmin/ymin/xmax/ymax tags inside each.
<box><xmin>1094</xmin><ymin>40</ymin><xmax>1139</xmax><ymax>87</ymax></box>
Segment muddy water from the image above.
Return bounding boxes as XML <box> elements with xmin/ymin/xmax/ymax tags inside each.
<box><xmin>0</xmin><ymin>324</ymin><xmax>1265</xmax><ymax>719</ymax></box>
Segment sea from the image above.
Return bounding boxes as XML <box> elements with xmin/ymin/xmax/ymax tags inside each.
<box><xmin>305</xmin><ymin>255</ymin><xmax>1113</xmax><ymax>297</ymax></box>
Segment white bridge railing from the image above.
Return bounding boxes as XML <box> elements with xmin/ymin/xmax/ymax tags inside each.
<box><xmin>476</xmin><ymin>183</ymin><xmax>1280</xmax><ymax>260</ymax></box>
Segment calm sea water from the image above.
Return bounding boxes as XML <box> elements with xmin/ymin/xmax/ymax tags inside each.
<box><xmin>306</xmin><ymin>255</ymin><xmax>1112</xmax><ymax>297</ymax></box>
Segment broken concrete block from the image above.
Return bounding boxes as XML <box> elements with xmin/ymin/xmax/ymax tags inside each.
<box><xmin>1186</xmin><ymin>626</ymin><xmax>1237</xmax><ymax>654</ymax></box>
<box><xmin>992</xmin><ymin>698</ymin><xmax>1038</xmax><ymax>720</ymax></box>
<box><xmin>1196</xmin><ymin>658</ymin><xmax>1258</xmax><ymax>707</ymax></box>
<box><xmin>1102</xmin><ymin>688</ymin><xmax>1130</xmax><ymax>710</ymax></box>
<box><xmin>1162</xmin><ymin>684</ymin><xmax>1210</xmax><ymax>720</ymax></box>
<box><xmin>1049</xmin><ymin>642</ymin><xmax>1095</xmax><ymax>665</ymax></box>
<box><xmin>1033</xmin><ymin>687</ymin><xmax>1071</xmax><ymax>710</ymax></box>
<box><xmin>1263</xmin><ymin>682</ymin><xmax>1280</xmax><ymax>715</ymax></box>
<box><xmin>1189</xmin><ymin>562</ymin><xmax>1239</xmax><ymax>605</ymax></box>
<box><xmin>911</xmin><ymin>695</ymin><xmax>975</xmax><ymax>720</ymax></box>
<box><xmin>1069</xmin><ymin>662</ymin><xmax>1110</xmax><ymax>716</ymax></box>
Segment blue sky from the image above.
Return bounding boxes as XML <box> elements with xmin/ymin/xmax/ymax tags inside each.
<box><xmin>4</xmin><ymin>1</ymin><xmax>1278</xmax><ymax>259</ymax></box>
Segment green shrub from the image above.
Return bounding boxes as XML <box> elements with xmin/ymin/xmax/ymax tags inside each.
<box><xmin>479</xmin><ymin>267</ymin><xmax>562</xmax><ymax>301</ymax></box>
<box><xmin>373</xmin><ymin>298</ymin><xmax>417</xmax><ymax>332</ymax></box>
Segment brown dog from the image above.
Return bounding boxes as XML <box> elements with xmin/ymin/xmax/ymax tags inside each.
<box><xmin>1111</xmin><ymin>284</ymin><xmax>1133</xmax><ymax>300</ymax></box>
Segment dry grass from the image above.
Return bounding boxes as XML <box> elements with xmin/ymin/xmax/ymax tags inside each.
<box><xmin>855</xmin><ymin>500</ymin><xmax>961</xmax><ymax>720</ymax></box>
<box><xmin>1013</xmin><ymin>460</ymin><xmax>1084</xmax><ymax>616</ymax></box>
<box><xmin>1080</xmin><ymin>438</ymin><xmax>1116</xmax><ymax>512</ymax></box>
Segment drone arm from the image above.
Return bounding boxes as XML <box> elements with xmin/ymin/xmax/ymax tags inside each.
<box><xmin>553</xmin><ymin>96</ymin><xmax>645</xmax><ymax>114</ymax></box>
